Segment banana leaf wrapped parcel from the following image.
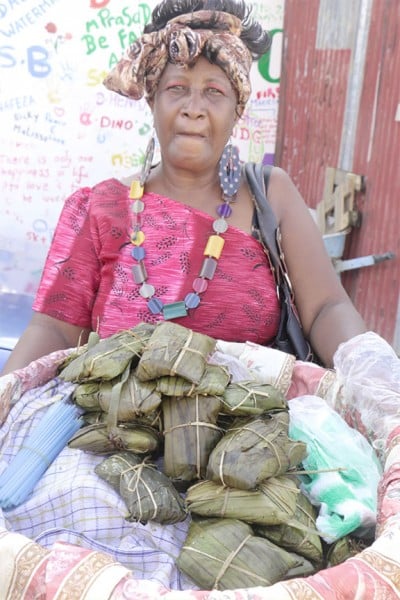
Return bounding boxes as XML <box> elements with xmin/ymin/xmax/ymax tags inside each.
<box><xmin>135</xmin><ymin>322</ymin><xmax>216</xmax><ymax>383</ymax></box>
<box><xmin>220</xmin><ymin>380</ymin><xmax>287</xmax><ymax>416</ymax></box>
<box><xmin>68</xmin><ymin>422</ymin><xmax>160</xmax><ymax>454</ymax></box>
<box><xmin>326</xmin><ymin>535</ymin><xmax>371</xmax><ymax>567</ymax></box>
<box><xmin>73</xmin><ymin>373</ymin><xmax>161</xmax><ymax>420</ymax></box>
<box><xmin>255</xmin><ymin>489</ymin><xmax>324</xmax><ymax>564</ymax></box>
<box><xmin>206</xmin><ymin>412</ymin><xmax>307</xmax><ymax>489</ymax></box>
<box><xmin>59</xmin><ymin>323</ymin><xmax>155</xmax><ymax>382</ymax></box>
<box><xmin>283</xmin><ymin>552</ymin><xmax>318</xmax><ymax>579</ymax></box>
<box><xmin>177</xmin><ymin>518</ymin><xmax>300</xmax><ymax>590</ymax></box>
<box><xmin>156</xmin><ymin>364</ymin><xmax>230</xmax><ymax>397</ymax></box>
<box><xmin>185</xmin><ymin>475</ymin><xmax>299</xmax><ymax>525</ymax></box>
<box><xmin>95</xmin><ymin>452</ymin><xmax>187</xmax><ymax>524</ymax></box>
<box><xmin>163</xmin><ymin>394</ymin><xmax>222</xmax><ymax>483</ymax></box>
<box><xmin>82</xmin><ymin>410</ymin><xmax>163</xmax><ymax>432</ymax></box>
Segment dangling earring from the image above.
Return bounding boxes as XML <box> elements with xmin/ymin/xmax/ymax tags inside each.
<box><xmin>140</xmin><ymin>130</ymin><xmax>156</xmax><ymax>185</ymax></box>
<box><xmin>218</xmin><ymin>139</ymin><xmax>241</xmax><ymax>201</ymax></box>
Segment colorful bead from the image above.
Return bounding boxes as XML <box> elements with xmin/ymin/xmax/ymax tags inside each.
<box><xmin>217</xmin><ymin>202</ymin><xmax>232</xmax><ymax>218</ymax></box>
<box><xmin>185</xmin><ymin>292</ymin><xmax>201</xmax><ymax>309</ymax></box>
<box><xmin>199</xmin><ymin>257</ymin><xmax>217</xmax><ymax>279</ymax></box>
<box><xmin>193</xmin><ymin>277</ymin><xmax>208</xmax><ymax>293</ymax></box>
<box><xmin>132</xmin><ymin>199</ymin><xmax>144</xmax><ymax>214</ymax></box>
<box><xmin>132</xmin><ymin>246</ymin><xmax>145</xmax><ymax>260</ymax></box>
<box><xmin>129</xmin><ymin>180</ymin><xmax>144</xmax><ymax>199</ymax></box>
<box><xmin>139</xmin><ymin>283</ymin><xmax>155</xmax><ymax>298</ymax></box>
<box><xmin>204</xmin><ymin>235</ymin><xmax>225</xmax><ymax>259</ymax></box>
<box><xmin>163</xmin><ymin>301</ymin><xmax>188</xmax><ymax>320</ymax></box>
<box><xmin>213</xmin><ymin>218</ymin><xmax>228</xmax><ymax>234</ymax></box>
<box><xmin>148</xmin><ymin>297</ymin><xmax>164</xmax><ymax>314</ymax></box>
<box><xmin>132</xmin><ymin>263</ymin><xmax>147</xmax><ymax>284</ymax></box>
<box><xmin>130</xmin><ymin>231</ymin><xmax>145</xmax><ymax>246</ymax></box>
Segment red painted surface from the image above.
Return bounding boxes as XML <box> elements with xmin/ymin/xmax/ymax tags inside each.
<box><xmin>275</xmin><ymin>0</ymin><xmax>399</xmax><ymax>345</ymax></box>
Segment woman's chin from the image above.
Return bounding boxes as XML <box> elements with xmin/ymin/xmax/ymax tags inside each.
<box><xmin>179</xmin><ymin>139</ymin><xmax>204</xmax><ymax>153</ymax></box>
<box><xmin>170</xmin><ymin>146</ymin><xmax>209</xmax><ymax>168</ymax></box>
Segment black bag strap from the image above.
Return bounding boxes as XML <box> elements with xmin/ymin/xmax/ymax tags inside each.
<box><xmin>244</xmin><ymin>162</ymin><xmax>314</xmax><ymax>361</ymax></box>
<box><xmin>245</xmin><ymin>162</ymin><xmax>287</xmax><ymax>292</ymax></box>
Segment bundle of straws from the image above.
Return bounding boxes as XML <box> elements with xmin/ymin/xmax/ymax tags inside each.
<box><xmin>0</xmin><ymin>399</ymin><xmax>83</xmax><ymax>509</ymax></box>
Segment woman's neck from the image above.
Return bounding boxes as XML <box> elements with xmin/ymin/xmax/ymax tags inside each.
<box><xmin>146</xmin><ymin>162</ymin><xmax>223</xmax><ymax>212</ymax></box>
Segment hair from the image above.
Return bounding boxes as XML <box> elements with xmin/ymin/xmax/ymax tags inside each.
<box><xmin>143</xmin><ymin>0</ymin><xmax>271</xmax><ymax>60</ymax></box>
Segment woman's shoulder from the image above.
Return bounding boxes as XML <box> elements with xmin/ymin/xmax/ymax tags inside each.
<box><xmin>66</xmin><ymin>177</ymin><xmax>127</xmax><ymax>199</ymax></box>
<box><xmin>268</xmin><ymin>165</ymin><xmax>297</xmax><ymax>195</ymax></box>
<box><xmin>61</xmin><ymin>179</ymin><xmax>129</xmax><ymax>219</ymax></box>
<box><xmin>266</xmin><ymin>165</ymin><xmax>308</xmax><ymax>221</ymax></box>
<box><xmin>91</xmin><ymin>177</ymin><xmax>129</xmax><ymax>193</ymax></box>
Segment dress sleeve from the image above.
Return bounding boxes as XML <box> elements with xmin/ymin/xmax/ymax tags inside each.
<box><xmin>33</xmin><ymin>187</ymin><xmax>100</xmax><ymax>329</ymax></box>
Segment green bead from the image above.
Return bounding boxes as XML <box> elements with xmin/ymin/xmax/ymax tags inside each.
<box><xmin>163</xmin><ymin>301</ymin><xmax>188</xmax><ymax>320</ymax></box>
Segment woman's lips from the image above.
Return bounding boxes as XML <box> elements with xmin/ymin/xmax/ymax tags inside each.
<box><xmin>177</xmin><ymin>131</ymin><xmax>205</xmax><ymax>138</ymax></box>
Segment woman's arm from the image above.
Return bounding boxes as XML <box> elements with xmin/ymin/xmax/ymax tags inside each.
<box><xmin>268</xmin><ymin>166</ymin><xmax>367</xmax><ymax>367</ymax></box>
<box><xmin>0</xmin><ymin>312</ymin><xmax>90</xmax><ymax>375</ymax></box>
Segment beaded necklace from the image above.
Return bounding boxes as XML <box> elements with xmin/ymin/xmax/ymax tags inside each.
<box><xmin>128</xmin><ymin>144</ymin><xmax>241</xmax><ymax>320</ymax></box>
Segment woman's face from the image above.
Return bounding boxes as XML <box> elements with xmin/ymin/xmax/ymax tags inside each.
<box><xmin>149</xmin><ymin>56</ymin><xmax>239</xmax><ymax>173</ymax></box>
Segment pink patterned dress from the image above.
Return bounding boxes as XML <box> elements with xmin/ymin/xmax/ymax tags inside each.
<box><xmin>33</xmin><ymin>178</ymin><xmax>280</xmax><ymax>345</ymax></box>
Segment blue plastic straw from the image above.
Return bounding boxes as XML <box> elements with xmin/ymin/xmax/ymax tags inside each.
<box><xmin>0</xmin><ymin>400</ymin><xmax>83</xmax><ymax>509</ymax></box>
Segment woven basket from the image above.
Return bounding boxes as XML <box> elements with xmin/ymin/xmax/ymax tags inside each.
<box><xmin>0</xmin><ymin>332</ymin><xmax>399</xmax><ymax>599</ymax></box>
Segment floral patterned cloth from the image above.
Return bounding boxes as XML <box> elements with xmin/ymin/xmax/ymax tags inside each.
<box><xmin>1</xmin><ymin>331</ymin><xmax>400</xmax><ymax>599</ymax></box>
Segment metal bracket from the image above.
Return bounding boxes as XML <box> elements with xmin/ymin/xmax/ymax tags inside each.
<box><xmin>332</xmin><ymin>252</ymin><xmax>395</xmax><ymax>274</ymax></box>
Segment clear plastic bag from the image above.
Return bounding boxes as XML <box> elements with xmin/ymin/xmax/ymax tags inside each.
<box><xmin>331</xmin><ymin>331</ymin><xmax>400</xmax><ymax>456</ymax></box>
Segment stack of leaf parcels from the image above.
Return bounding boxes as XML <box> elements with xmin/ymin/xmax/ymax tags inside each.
<box><xmin>178</xmin><ymin>410</ymin><xmax>324</xmax><ymax>589</ymax></box>
<box><xmin>58</xmin><ymin>320</ymin><xmax>324</xmax><ymax>589</ymax></box>
<box><xmin>163</xmin><ymin>393</ymin><xmax>223</xmax><ymax>483</ymax></box>
<box><xmin>136</xmin><ymin>322</ymin><xmax>229</xmax><ymax>487</ymax></box>
<box><xmin>60</xmin><ymin>323</ymin><xmax>162</xmax><ymax>455</ymax></box>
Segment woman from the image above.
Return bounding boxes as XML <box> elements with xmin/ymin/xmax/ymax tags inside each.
<box><xmin>2</xmin><ymin>2</ymin><xmax>393</xmax><ymax>597</ymax></box>
<box><xmin>1</xmin><ymin>0</ymin><xmax>366</xmax><ymax>377</ymax></box>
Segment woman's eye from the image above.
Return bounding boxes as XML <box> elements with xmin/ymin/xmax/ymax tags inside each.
<box><xmin>167</xmin><ymin>84</ymin><xmax>185</xmax><ymax>92</ymax></box>
<box><xmin>207</xmin><ymin>87</ymin><xmax>224</xmax><ymax>95</ymax></box>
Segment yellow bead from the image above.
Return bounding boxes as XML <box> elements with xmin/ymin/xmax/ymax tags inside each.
<box><xmin>129</xmin><ymin>180</ymin><xmax>144</xmax><ymax>199</ymax></box>
<box><xmin>130</xmin><ymin>230</ymin><xmax>145</xmax><ymax>246</ymax></box>
<box><xmin>204</xmin><ymin>235</ymin><xmax>225</xmax><ymax>259</ymax></box>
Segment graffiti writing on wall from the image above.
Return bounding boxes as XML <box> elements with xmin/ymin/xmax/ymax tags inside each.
<box><xmin>0</xmin><ymin>0</ymin><xmax>283</xmax><ymax>295</ymax></box>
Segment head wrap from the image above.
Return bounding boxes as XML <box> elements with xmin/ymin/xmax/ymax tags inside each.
<box><xmin>103</xmin><ymin>10</ymin><xmax>253</xmax><ymax>116</ymax></box>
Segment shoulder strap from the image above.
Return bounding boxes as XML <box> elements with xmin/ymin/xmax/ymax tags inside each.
<box><xmin>244</xmin><ymin>162</ymin><xmax>314</xmax><ymax>362</ymax></box>
<box><xmin>244</xmin><ymin>162</ymin><xmax>282</xmax><ymax>279</ymax></box>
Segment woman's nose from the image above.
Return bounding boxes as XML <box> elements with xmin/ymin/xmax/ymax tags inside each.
<box><xmin>181</xmin><ymin>89</ymin><xmax>205</xmax><ymax>117</ymax></box>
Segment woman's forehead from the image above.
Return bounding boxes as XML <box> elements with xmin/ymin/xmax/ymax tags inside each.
<box><xmin>161</xmin><ymin>57</ymin><xmax>232</xmax><ymax>83</ymax></box>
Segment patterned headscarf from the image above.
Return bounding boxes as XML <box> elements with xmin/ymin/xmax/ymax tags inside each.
<box><xmin>103</xmin><ymin>10</ymin><xmax>253</xmax><ymax>116</ymax></box>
